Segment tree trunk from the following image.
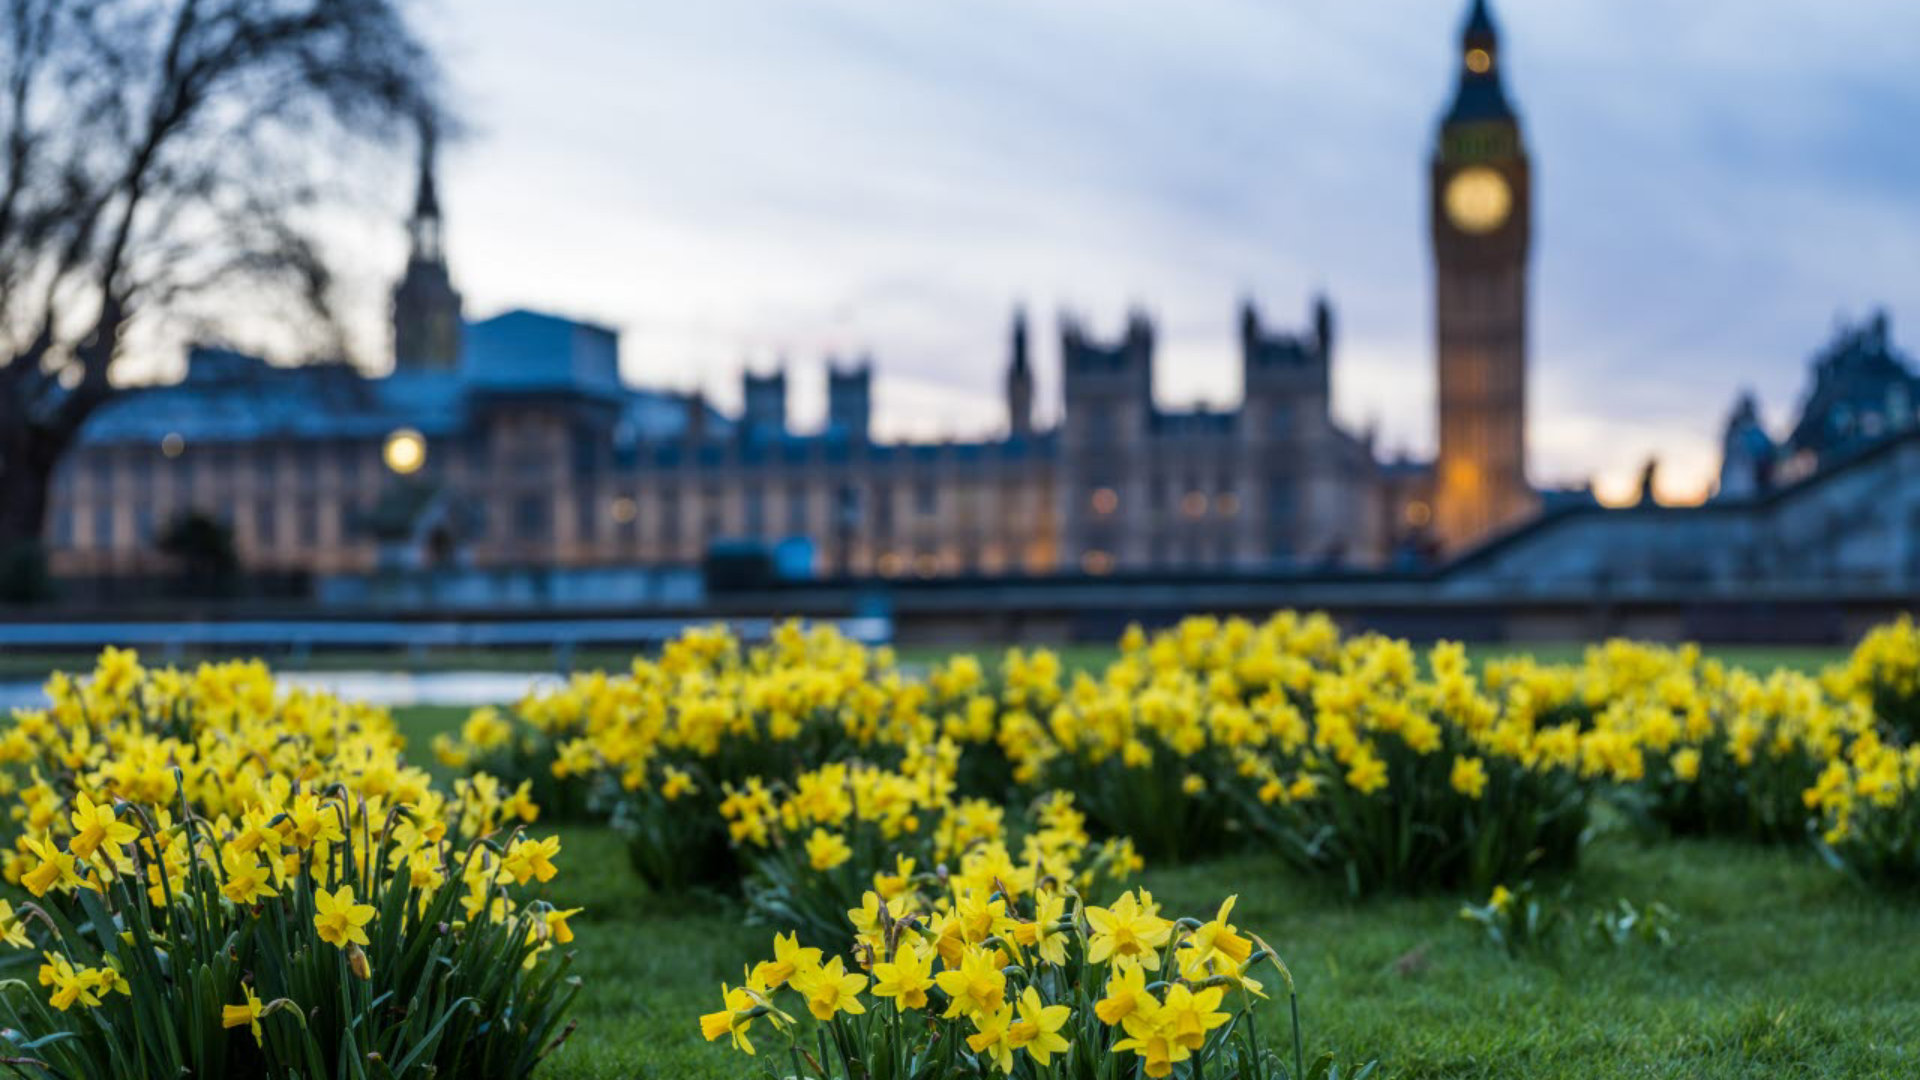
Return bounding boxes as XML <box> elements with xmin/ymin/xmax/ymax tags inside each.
<box><xmin>0</xmin><ymin>307</ymin><xmax>122</xmax><ymax>559</ymax></box>
<box><xmin>0</xmin><ymin>425</ymin><xmax>58</xmax><ymax>552</ymax></box>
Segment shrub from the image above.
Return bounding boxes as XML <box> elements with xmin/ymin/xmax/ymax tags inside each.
<box><xmin>1834</xmin><ymin>616</ymin><xmax>1920</xmax><ymax>743</ymax></box>
<box><xmin>0</xmin><ymin>649</ymin><xmax>581</xmax><ymax>1079</ymax></box>
<box><xmin>1226</xmin><ymin>639</ymin><xmax>1592</xmax><ymax>896</ymax></box>
<box><xmin>1615</xmin><ymin>664</ymin><xmax>1869</xmax><ymax>843</ymax></box>
<box><xmin>719</xmin><ymin>747</ymin><xmax>1140</xmax><ymax>949</ymax></box>
<box><xmin>433</xmin><ymin>623</ymin><xmax>956</xmax><ymax>893</ymax></box>
<box><xmin>995</xmin><ymin>616</ymin><xmax>1346</xmax><ymax>863</ymax></box>
<box><xmin>700</xmin><ymin>884</ymin><xmax>1372</xmax><ymax>1079</ymax></box>
<box><xmin>1806</xmin><ymin>729</ymin><xmax>1920</xmax><ymax>887</ymax></box>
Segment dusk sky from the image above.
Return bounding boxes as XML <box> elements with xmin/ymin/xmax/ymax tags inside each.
<box><xmin>325</xmin><ymin>0</ymin><xmax>1917</xmax><ymax>504</ymax></box>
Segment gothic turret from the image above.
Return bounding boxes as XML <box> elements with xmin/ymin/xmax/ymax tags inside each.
<box><xmin>392</xmin><ymin>119</ymin><xmax>464</xmax><ymax>373</ymax></box>
<box><xmin>1007</xmin><ymin>307</ymin><xmax>1035</xmax><ymax>439</ymax></box>
<box><xmin>827</xmin><ymin>360</ymin><xmax>873</xmax><ymax>444</ymax></box>
<box><xmin>1444</xmin><ymin>0</ymin><xmax>1517</xmax><ymax>126</ymax></box>
<box><xmin>1717</xmin><ymin>392</ymin><xmax>1777</xmax><ymax>501</ymax></box>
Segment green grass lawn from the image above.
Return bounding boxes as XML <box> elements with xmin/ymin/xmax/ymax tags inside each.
<box><xmin>390</xmin><ymin>702</ymin><xmax>1920</xmax><ymax>1080</ymax></box>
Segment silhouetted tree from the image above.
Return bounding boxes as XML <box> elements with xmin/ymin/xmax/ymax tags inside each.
<box><xmin>157</xmin><ymin>509</ymin><xmax>237</xmax><ymax>596</ymax></box>
<box><xmin>0</xmin><ymin>0</ymin><xmax>447</xmax><ymax>569</ymax></box>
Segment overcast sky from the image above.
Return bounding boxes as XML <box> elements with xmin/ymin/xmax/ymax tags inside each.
<box><xmin>324</xmin><ymin>0</ymin><xmax>1918</xmax><ymax>504</ymax></box>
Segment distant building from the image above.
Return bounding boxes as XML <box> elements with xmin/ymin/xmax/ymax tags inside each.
<box><xmin>1716</xmin><ymin>310</ymin><xmax>1916</xmax><ymax>499</ymax></box>
<box><xmin>1448</xmin><ymin>430</ymin><xmax>1920</xmax><ymax>599</ymax></box>
<box><xmin>1718</xmin><ymin>393</ymin><xmax>1776</xmax><ymax>501</ymax></box>
<box><xmin>1057</xmin><ymin>298</ymin><xmax>1390</xmax><ymax>572</ymax></box>
<box><xmin>45</xmin><ymin>0</ymin><xmax>1561</xmax><ymax>584</ymax></box>
<box><xmin>1441</xmin><ymin>311</ymin><xmax>1920</xmax><ymax>599</ymax></box>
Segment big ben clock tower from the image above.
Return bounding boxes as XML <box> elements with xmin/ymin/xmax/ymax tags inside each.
<box><xmin>1432</xmin><ymin>0</ymin><xmax>1535</xmax><ymax>551</ymax></box>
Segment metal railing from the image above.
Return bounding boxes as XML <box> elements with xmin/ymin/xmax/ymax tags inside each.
<box><xmin>0</xmin><ymin>615</ymin><xmax>893</xmax><ymax>666</ymax></box>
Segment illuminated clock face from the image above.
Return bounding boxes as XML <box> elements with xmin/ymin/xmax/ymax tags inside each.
<box><xmin>1444</xmin><ymin>166</ymin><xmax>1512</xmax><ymax>234</ymax></box>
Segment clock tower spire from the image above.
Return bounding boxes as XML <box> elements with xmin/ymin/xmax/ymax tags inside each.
<box><xmin>1431</xmin><ymin>0</ymin><xmax>1534</xmax><ymax>551</ymax></box>
<box><xmin>392</xmin><ymin>117</ymin><xmax>464</xmax><ymax>373</ymax></box>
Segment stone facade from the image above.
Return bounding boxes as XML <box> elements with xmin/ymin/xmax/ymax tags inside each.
<box><xmin>1057</xmin><ymin>300</ymin><xmax>1388</xmax><ymax>573</ymax></box>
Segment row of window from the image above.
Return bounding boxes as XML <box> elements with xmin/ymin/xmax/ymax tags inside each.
<box><xmin>1075</xmin><ymin>541</ymin><xmax>1244</xmax><ymax>574</ymax></box>
<box><xmin>52</xmin><ymin>481</ymin><xmax>1059</xmax><ymax>556</ymax></box>
<box><xmin>1084</xmin><ymin>480</ymin><xmax>1296</xmax><ymax>522</ymax></box>
<box><xmin>60</xmin><ymin>436</ymin><xmax>1038</xmax><ymax>491</ymax></box>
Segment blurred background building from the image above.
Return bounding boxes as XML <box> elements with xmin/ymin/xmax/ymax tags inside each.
<box><xmin>24</xmin><ymin>0</ymin><xmax>1918</xmax><ymax>640</ymax></box>
<box><xmin>47</xmin><ymin>0</ymin><xmax>1560</xmax><ymax>585</ymax></box>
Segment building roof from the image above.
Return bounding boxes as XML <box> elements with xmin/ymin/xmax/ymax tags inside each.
<box><xmin>81</xmin><ymin>351</ymin><xmax>462</xmax><ymax>445</ymax></box>
<box><xmin>1463</xmin><ymin>0</ymin><xmax>1497</xmax><ymax>38</ymax></box>
<box><xmin>1443</xmin><ymin>0</ymin><xmax>1518</xmax><ymax>127</ymax></box>
<box><xmin>79</xmin><ymin>309</ymin><xmax>691</xmax><ymax>449</ymax></box>
<box><xmin>1448</xmin><ymin>425</ymin><xmax>1920</xmax><ymax>575</ymax></box>
<box><xmin>462</xmin><ymin>309</ymin><xmax>622</xmax><ymax>397</ymax></box>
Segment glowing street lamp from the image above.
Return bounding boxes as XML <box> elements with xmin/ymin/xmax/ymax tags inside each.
<box><xmin>383</xmin><ymin>428</ymin><xmax>427</xmax><ymax>475</ymax></box>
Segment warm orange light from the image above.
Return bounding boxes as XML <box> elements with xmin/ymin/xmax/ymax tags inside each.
<box><xmin>610</xmin><ymin>497</ymin><xmax>638</xmax><ymax>524</ymax></box>
<box><xmin>1081</xmin><ymin>550</ymin><xmax>1114</xmax><ymax>576</ymax></box>
<box><xmin>1593</xmin><ymin>475</ymin><xmax>1639</xmax><ymax>509</ymax></box>
<box><xmin>1465</xmin><ymin>47</ymin><xmax>1491</xmax><ymax>73</ymax></box>
<box><xmin>1442</xmin><ymin>460</ymin><xmax>1481</xmax><ymax>491</ymax></box>
<box><xmin>877</xmin><ymin>552</ymin><xmax>906</xmax><ymax>577</ymax></box>
<box><xmin>1180</xmin><ymin>492</ymin><xmax>1208</xmax><ymax>518</ymax></box>
<box><xmin>1091</xmin><ymin>487</ymin><xmax>1119</xmax><ymax>515</ymax></box>
<box><xmin>1215</xmin><ymin>493</ymin><xmax>1240</xmax><ymax>517</ymax></box>
<box><xmin>1405</xmin><ymin>500</ymin><xmax>1432</xmax><ymax>527</ymax></box>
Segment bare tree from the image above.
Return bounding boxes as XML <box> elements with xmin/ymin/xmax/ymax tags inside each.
<box><xmin>0</xmin><ymin>0</ymin><xmax>445</xmax><ymax>565</ymax></box>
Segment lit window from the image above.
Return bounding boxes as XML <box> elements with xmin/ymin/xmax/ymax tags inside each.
<box><xmin>610</xmin><ymin>496</ymin><xmax>638</xmax><ymax>524</ymax></box>
<box><xmin>1081</xmin><ymin>550</ymin><xmax>1114</xmax><ymax>575</ymax></box>
<box><xmin>1216</xmin><ymin>493</ymin><xmax>1240</xmax><ymax>517</ymax></box>
<box><xmin>1465</xmin><ymin>47</ymin><xmax>1491</xmax><ymax>73</ymax></box>
<box><xmin>877</xmin><ymin>552</ymin><xmax>906</xmax><ymax>577</ymax></box>
<box><xmin>1405</xmin><ymin>500</ymin><xmax>1433</xmax><ymax>527</ymax></box>
<box><xmin>1091</xmin><ymin>487</ymin><xmax>1119</xmax><ymax>515</ymax></box>
<box><xmin>1181</xmin><ymin>492</ymin><xmax>1208</xmax><ymax>518</ymax></box>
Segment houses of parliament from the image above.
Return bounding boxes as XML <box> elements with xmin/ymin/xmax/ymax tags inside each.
<box><xmin>43</xmin><ymin>0</ymin><xmax>1540</xmax><ymax>582</ymax></box>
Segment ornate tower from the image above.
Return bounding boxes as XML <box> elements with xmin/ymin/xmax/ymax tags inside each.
<box><xmin>1059</xmin><ymin>309</ymin><xmax>1154</xmax><ymax>570</ymax></box>
<box><xmin>392</xmin><ymin>122</ymin><xmax>464</xmax><ymax>372</ymax></box>
<box><xmin>741</xmin><ymin>367</ymin><xmax>788</xmax><ymax>443</ymax></box>
<box><xmin>1431</xmin><ymin>0</ymin><xmax>1534</xmax><ymax>550</ymax></box>
<box><xmin>827</xmin><ymin>360</ymin><xmax>872</xmax><ymax>444</ymax></box>
<box><xmin>1006</xmin><ymin>307</ymin><xmax>1035</xmax><ymax>439</ymax></box>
